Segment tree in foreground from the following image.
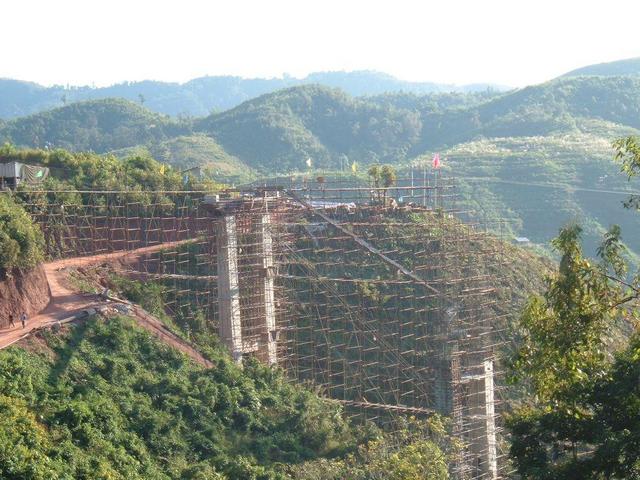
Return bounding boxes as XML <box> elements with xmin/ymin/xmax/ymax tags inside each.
<box><xmin>507</xmin><ymin>137</ymin><xmax>640</xmax><ymax>478</ymax></box>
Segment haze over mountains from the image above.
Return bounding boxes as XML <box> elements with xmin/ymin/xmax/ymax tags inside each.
<box><xmin>0</xmin><ymin>71</ymin><xmax>509</xmax><ymax>120</ymax></box>
<box><xmin>562</xmin><ymin>57</ymin><xmax>640</xmax><ymax>78</ymax></box>
<box><xmin>1</xmin><ymin>57</ymin><xmax>640</xmax><ymax>261</ymax></box>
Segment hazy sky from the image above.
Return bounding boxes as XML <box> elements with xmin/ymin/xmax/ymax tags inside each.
<box><xmin>3</xmin><ymin>0</ymin><xmax>639</xmax><ymax>88</ymax></box>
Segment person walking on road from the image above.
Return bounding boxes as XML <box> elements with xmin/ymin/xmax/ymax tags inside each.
<box><xmin>20</xmin><ymin>312</ymin><xmax>27</xmax><ymax>329</ymax></box>
<box><xmin>8</xmin><ymin>314</ymin><xmax>16</xmax><ymax>328</ymax></box>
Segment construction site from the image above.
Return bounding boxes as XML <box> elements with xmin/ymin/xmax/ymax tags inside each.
<box><xmin>12</xmin><ymin>175</ymin><xmax>506</xmax><ymax>479</ymax></box>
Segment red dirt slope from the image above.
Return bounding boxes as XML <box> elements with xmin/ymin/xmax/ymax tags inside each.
<box><xmin>0</xmin><ymin>266</ymin><xmax>51</xmax><ymax>328</ymax></box>
<box><xmin>0</xmin><ymin>240</ymin><xmax>213</xmax><ymax>368</ymax></box>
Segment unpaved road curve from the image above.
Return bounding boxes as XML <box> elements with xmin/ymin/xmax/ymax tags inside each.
<box><xmin>0</xmin><ymin>241</ymin><xmax>213</xmax><ymax>368</ymax></box>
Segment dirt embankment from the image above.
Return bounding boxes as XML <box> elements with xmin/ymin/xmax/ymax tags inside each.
<box><xmin>0</xmin><ymin>267</ymin><xmax>51</xmax><ymax>328</ymax></box>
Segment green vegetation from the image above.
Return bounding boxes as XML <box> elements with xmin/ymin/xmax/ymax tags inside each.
<box><xmin>0</xmin><ymin>145</ymin><xmax>225</xmax><ymax>263</ymax></box>
<box><xmin>197</xmin><ymin>85</ymin><xmax>422</xmax><ymax>172</ymax></box>
<box><xmin>413</xmin><ymin>76</ymin><xmax>640</xmax><ymax>152</ymax></box>
<box><xmin>5</xmin><ymin>62</ymin><xmax>640</xmax><ymax>477</ymax></box>
<box><xmin>0</xmin><ymin>144</ymin><xmax>222</xmax><ymax>193</ymax></box>
<box><xmin>507</xmin><ymin>225</ymin><xmax>640</xmax><ymax>478</ymax></box>
<box><xmin>110</xmin><ymin>134</ymin><xmax>256</xmax><ymax>184</ymax></box>
<box><xmin>0</xmin><ymin>98</ymin><xmax>187</xmax><ymax>153</ymax></box>
<box><xmin>506</xmin><ymin>137</ymin><xmax>640</xmax><ymax>478</ymax></box>
<box><xmin>365</xmin><ymin>164</ymin><xmax>397</xmax><ymax>204</ymax></box>
<box><xmin>613</xmin><ymin>135</ymin><xmax>640</xmax><ymax>210</ymax></box>
<box><xmin>0</xmin><ymin>316</ymin><xmax>352</xmax><ymax>479</ymax></box>
<box><xmin>0</xmin><ymin>314</ymin><xmax>456</xmax><ymax>479</ymax></box>
<box><xmin>407</xmin><ymin>127</ymin><xmax>640</xmax><ymax>262</ymax></box>
<box><xmin>286</xmin><ymin>419</ymin><xmax>454</xmax><ymax>480</ymax></box>
<box><xmin>562</xmin><ymin>56</ymin><xmax>640</xmax><ymax>78</ymax></box>
<box><xmin>0</xmin><ymin>194</ymin><xmax>44</xmax><ymax>271</ymax></box>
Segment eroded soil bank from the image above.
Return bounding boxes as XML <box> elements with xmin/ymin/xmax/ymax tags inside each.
<box><xmin>0</xmin><ymin>266</ymin><xmax>50</xmax><ymax>328</ymax></box>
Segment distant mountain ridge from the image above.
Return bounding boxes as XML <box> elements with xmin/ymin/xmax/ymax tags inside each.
<box><xmin>562</xmin><ymin>57</ymin><xmax>640</xmax><ymax>78</ymax></box>
<box><xmin>0</xmin><ymin>71</ymin><xmax>509</xmax><ymax>119</ymax></box>
<box><xmin>3</xmin><ymin>76</ymin><xmax>640</xmax><ymax>172</ymax></box>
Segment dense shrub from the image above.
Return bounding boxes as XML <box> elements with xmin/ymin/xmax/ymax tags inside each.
<box><xmin>0</xmin><ymin>314</ymin><xmax>457</xmax><ymax>479</ymax></box>
<box><xmin>0</xmin><ymin>194</ymin><xmax>44</xmax><ymax>271</ymax></box>
<box><xmin>0</xmin><ymin>316</ymin><xmax>364</xmax><ymax>479</ymax></box>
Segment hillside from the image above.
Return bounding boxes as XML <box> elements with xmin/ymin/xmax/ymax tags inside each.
<box><xmin>408</xmin><ymin>128</ymin><xmax>640</xmax><ymax>259</ymax></box>
<box><xmin>562</xmin><ymin>57</ymin><xmax>640</xmax><ymax>78</ymax></box>
<box><xmin>414</xmin><ymin>76</ymin><xmax>640</xmax><ymax>152</ymax></box>
<box><xmin>111</xmin><ymin>135</ymin><xmax>256</xmax><ymax>183</ymax></box>
<box><xmin>197</xmin><ymin>85</ymin><xmax>422</xmax><ymax>172</ymax></box>
<box><xmin>0</xmin><ymin>99</ymin><xmax>187</xmax><ymax>153</ymax></box>
<box><xmin>0</xmin><ymin>72</ymin><xmax>508</xmax><ymax>120</ymax></box>
<box><xmin>0</xmin><ymin>79</ymin><xmax>58</xmax><ymax>119</ymax></box>
<box><xmin>196</xmin><ymin>77</ymin><xmax>640</xmax><ymax>171</ymax></box>
<box><xmin>0</xmin><ymin>149</ymin><xmax>556</xmax><ymax>478</ymax></box>
<box><xmin>0</xmin><ymin>315</ymin><xmax>368</xmax><ymax>479</ymax></box>
<box><xmin>6</xmin><ymin>76</ymin><xmax>640</xmax><ymax>171</ymax></box>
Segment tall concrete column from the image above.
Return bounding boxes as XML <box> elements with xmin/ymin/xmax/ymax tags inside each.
<box><xmin>217</xmin><ymin>215</ymin><xmax>243</xmax><ymax>364</ymax></box>
<box><xmin>483</xmin><ymin>360</ymin><xmax>498</xmax><ymax>479</ymax></box>
<box><xmin>260</xmin><ymin>213</ymin><xmax>278</xmax><ymax>365</ymax></box>
<box><xmin>467</xmin><ymin>359</ymin><xmax>498</xmax><ymax>479</ymax></box>
<box><xmin>437</xmin><ymin>301</ymin><xmax>497</xmax><ymax>479</ymax></box>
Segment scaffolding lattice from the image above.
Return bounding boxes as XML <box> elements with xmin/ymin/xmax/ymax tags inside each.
<box><xmin>15</xmin><ymin>176</ymin><xmax>506</xmax><ymax>479</ymax></box>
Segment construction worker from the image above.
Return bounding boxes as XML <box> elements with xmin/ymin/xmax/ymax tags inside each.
<box><xmin>20</xmin><ymin>312</ymin><xmax>27</xmax><ymax>329</ymax></box>
<box><xmin>8</xmin><ymin>313</ymin><xmax>16</xmax><ymax>328</ymax></box>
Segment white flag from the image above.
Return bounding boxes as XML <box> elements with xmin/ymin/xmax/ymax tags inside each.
<box><xmin>305</xmin><ymin>157</ymin><xmax>312</xmax><ymax>168</ymax></box>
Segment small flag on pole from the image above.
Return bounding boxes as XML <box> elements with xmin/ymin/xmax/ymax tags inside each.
<box><xmin>305</xmin><ymin>157</ymin><xmax>312</xmax><ymax>168</ymax></box>
<box><xmin>351</xmin><ymin>161</ymin><xmax>358</xmax><ymax>173</ymax></box>
<box><xmin>432</xmin><ymin>153</ymin><xmax>441</xmax><ymax>169</ymax></box>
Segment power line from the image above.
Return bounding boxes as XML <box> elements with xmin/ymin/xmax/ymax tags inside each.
<box><xmin>456</xmin><ymin>176</ymin><xmax>640</xmax><ymax>197</ymax></box>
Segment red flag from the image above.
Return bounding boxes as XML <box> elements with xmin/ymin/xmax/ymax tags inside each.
<box><xmin>432</xmin><ymin>153</ymin><xmax>441</xmax><ymax>169</ymax></box>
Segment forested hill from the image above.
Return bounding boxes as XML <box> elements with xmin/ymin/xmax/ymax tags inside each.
<box><xmin>0</xmin><ymin>72</ymin><xmax>507</xmax><ymax>119</ymax></box>
<box><xmin>6</xmin><ymin>75</ymin><xmax>639</xmax><ymax>171</ymax></box>
<box><xmin>4</xmin><ymin>77</ymin><xmax>640</xmax><ymax>169</ymax></box>
<box><xmin>197</xmin><ymin>85</ymin><xmax>422</xmax><ymax>172</ymax></box>
<box><xmin>0</xmin><ymin>98</ymin><xmax>187</xmax><ymax>153</ymax></box>
<box><xmin>413</xmin><ymin>76</ymin><xmax>640</xmax><ymax>151</ymax></box>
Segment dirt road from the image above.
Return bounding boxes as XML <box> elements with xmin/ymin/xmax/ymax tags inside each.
<box><xmin>0</xmin><ymin>240</ymin><xmax>213</xmax><ymax>368</ymax></box>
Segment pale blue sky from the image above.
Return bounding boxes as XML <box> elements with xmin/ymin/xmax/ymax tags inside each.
<box><xmin>2</xmin><ymin>0</ymin><xmax>639</xmax><ymax>88</ymax></box>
